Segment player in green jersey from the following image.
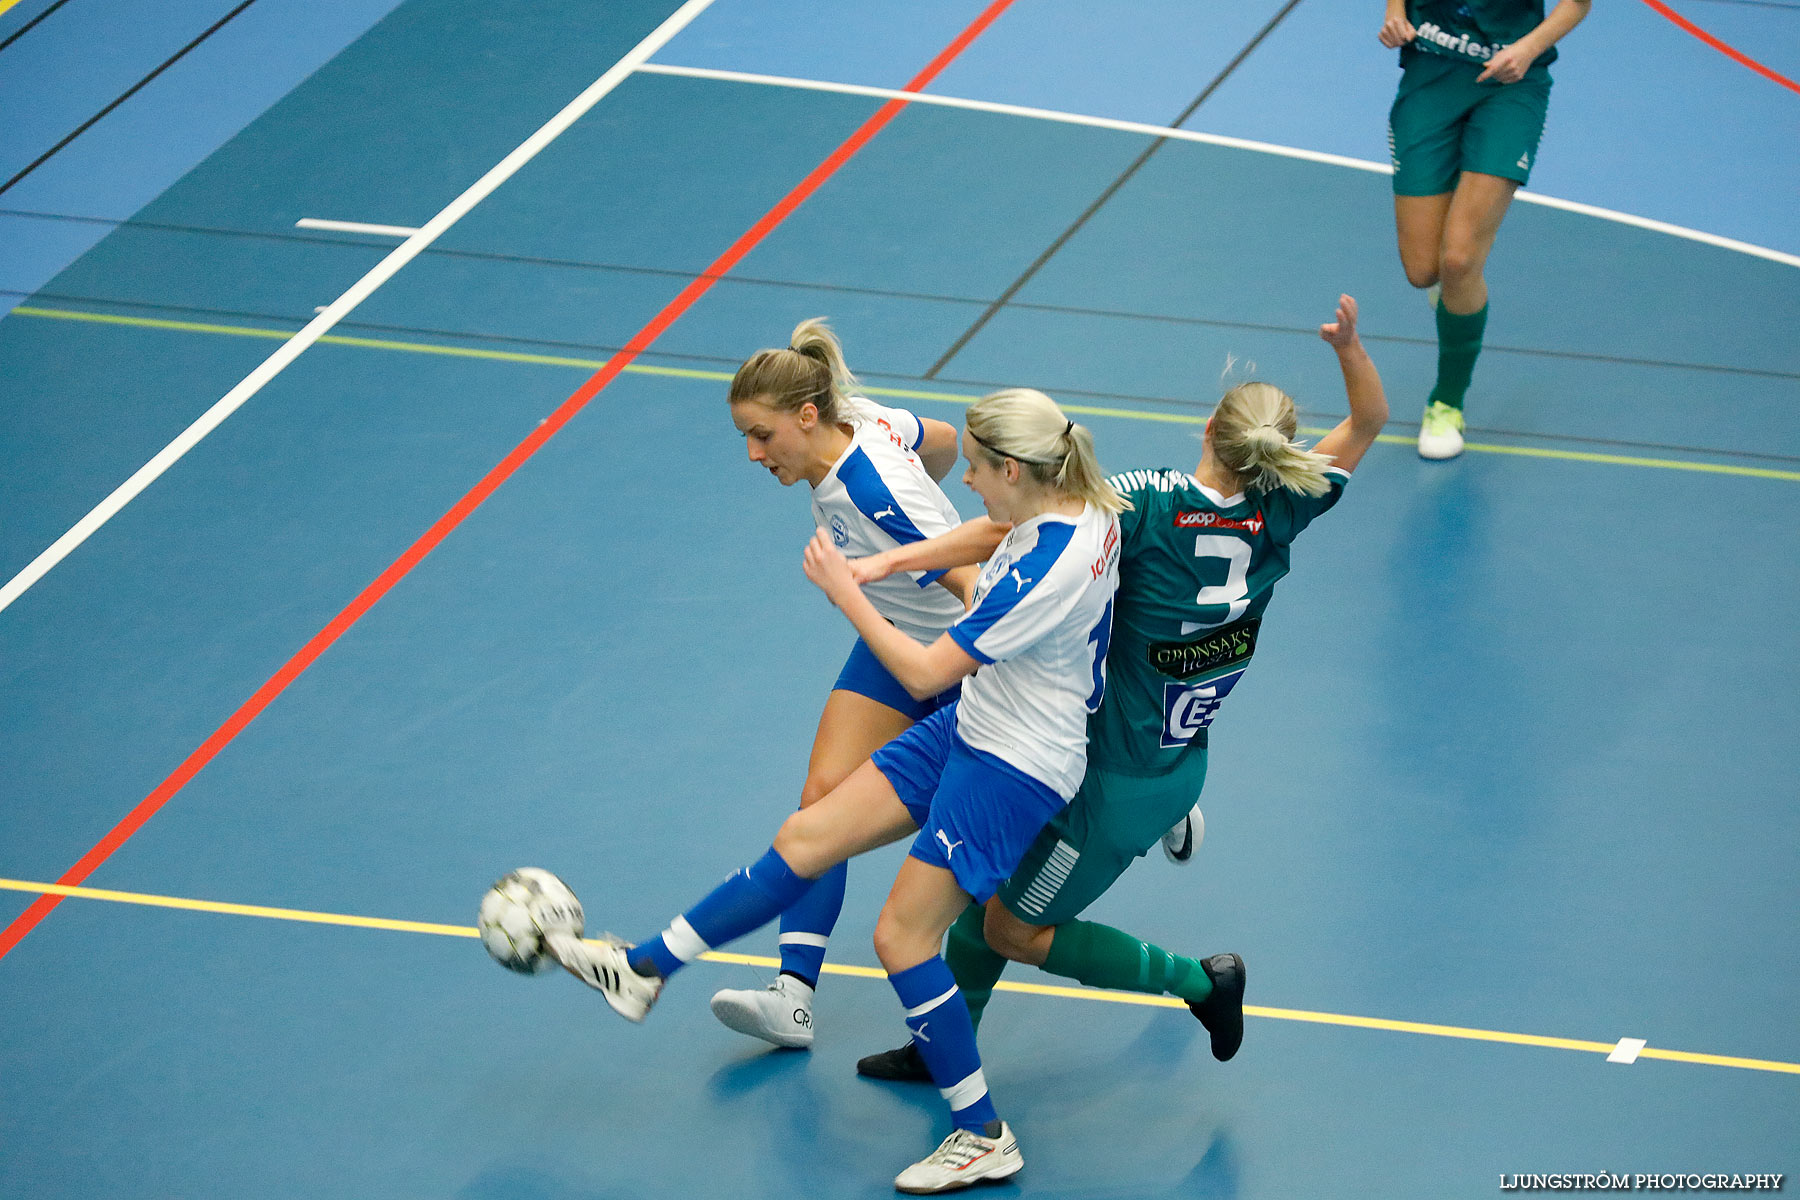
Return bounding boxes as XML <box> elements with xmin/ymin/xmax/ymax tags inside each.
<box><xmin>847</xmin><ymin>295</ymin><xmax>1389</xmax><ymax>1079</ymax></box>
<box><xmin>1380</xmin><ymin>0</ymin><xmax>1589</xmax><ymax>459</ymax></box>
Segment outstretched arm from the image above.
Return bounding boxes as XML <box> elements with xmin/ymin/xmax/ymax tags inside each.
<box><xmin>1478</xmin><ymin>0</ymin><xmax>1590</xmax><ymax>83</ymax></box>
<box><xmin>850</xmin><ymin>517</ymin><xmax>1011</xmax><ymax>587</ymax></box>
<box><xmin>1310</xmin><ymin>295</ymin><xmax>1389</xmax><ymax>473</ymax></box>
<box><xmin>803</xmin><ymin>531</ymin><xmax>980</xmax><ymax>700</ymax></box>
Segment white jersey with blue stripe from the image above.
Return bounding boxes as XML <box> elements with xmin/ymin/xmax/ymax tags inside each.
<box><xmin>948</xmin><ymin>502</ymin><xmax>1122</xmax><ymax>799</ymax></box>
<box><xmin>811</xmin><ymin>397</ymin><xmax>966</xmax><ymax>643</ymax></box>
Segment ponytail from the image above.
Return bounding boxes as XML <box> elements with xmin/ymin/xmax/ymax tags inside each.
<box><xmin>727</xmin><ymin>317</ymin><xmax>855</xmax><ymax>425</ymax></box>
<box><xmin>1209</xmin><ymin>382</ymin><xmax>1333</xmax><ymax>498</ymax></box>
<box><xmin>966</xmin><ymin>388</ymin><xmax>1130</xmax><ymax>515</ymax></box>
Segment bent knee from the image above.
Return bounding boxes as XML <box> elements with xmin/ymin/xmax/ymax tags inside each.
<box><xmin>798</xmin><ymin>771</ymin><xmax>843</xmax><ymax>810</ymax></box>
<box><xmin>772</xmin><ymin>810</ymin><xmax>827</xmax><ymax>875</ymax></box>
<box><xmin>1401</xmin><ymin>260</ymin><xmax>1440</xmax><ymax>290</ymax></box>
<box><xmin>1438</xmin><ymin>247</ymin><xmax>1484</xmax><ymax>285</ymax></box>
<box><xmin>872</xmin><ymin>907</ymin><xmax>927</xmax><ymax>972</ymax></box>
<box><xmin>981</xmin><ymin>905</ymin><xmax>1042</xmax><ymax>964</ymax></box>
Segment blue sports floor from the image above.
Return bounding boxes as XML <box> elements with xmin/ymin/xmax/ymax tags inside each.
<box><xmin>2</xmin><ymin>2</ymin><xmax>1797</xmax><ymax>1197</ymax></box>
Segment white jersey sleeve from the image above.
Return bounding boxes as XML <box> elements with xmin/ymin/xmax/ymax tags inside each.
<box><xmin>845</xmin><ymin>396</ymin><xmax>924</xmax><ymax>453</ymax></box>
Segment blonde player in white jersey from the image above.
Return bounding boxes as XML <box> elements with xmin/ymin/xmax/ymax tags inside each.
<box><xmin>552</xmin><ymin>388</ymin><xmax>1127</xmax><ymax>1193</ymax></box>
<box><xmin>709</xmin><ymin>319</ymin><xmax>978</xmax><ymax>1050</ymax></box>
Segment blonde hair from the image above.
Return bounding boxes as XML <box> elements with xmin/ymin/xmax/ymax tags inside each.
<box><xmin>965</xmin><ymin>388</ymin><xmax>1129</xmax><ymax>515</ymax></box>
<box><xmin>1209</xmin><ymin>382</ymin><xmax>1334</xmax><ymax>498</ymax></box>
<box><xmin>728</xmin><ymin>317</ymin><xmax>858</xmax><ymax>425</ymax></box>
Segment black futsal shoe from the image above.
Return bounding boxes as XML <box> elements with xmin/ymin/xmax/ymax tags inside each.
<box><xmin>1189</xmin><ymin>953</ymin><xmax>1246</xmax><ymax>1061</ymax></box>
<box><xmin>856</xmin><ymin>1041</ymin><xmax>932</xmax><ymax>1082</ymax></box>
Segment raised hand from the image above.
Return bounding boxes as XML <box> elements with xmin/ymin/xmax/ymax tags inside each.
<box><xmin>1318</xmin><ymin>294</ymin><xmax>1361</xmax><ymax>349</ymax></box>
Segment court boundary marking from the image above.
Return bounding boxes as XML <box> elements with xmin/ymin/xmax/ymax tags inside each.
<box><xmin>631</xmin><ymin>62</ymin><xmax>1800</xmax><ymax>271</ymax></box>
<box><xmin>1640</xmin><ymin>0</ymin><xmax>1800</xmax><ymax>94</ymax></box>
<box><xmin>2</xmin><ymin>876</ymin><xmax>1794</xmax><ymax>1077</ymax></box>
<box><xmin>0</xmin><ymin>0</ymin><xmax>721</xmax><ymax>617</ymax></box>
<box><xmin>13</xmin><ymin>304</ymin><xmax>1800</xmax><ymax>483</ymax></box>
<box><xmin>0</xmin><ymin>0</ymin><xmax>1020</xmax><ymax>959</ymax></box>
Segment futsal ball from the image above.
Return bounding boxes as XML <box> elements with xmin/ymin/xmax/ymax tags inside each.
<box><xmin>478</xmin><ymin>867</ymin><xmax>585</xmax><ymax>974</ymax></box>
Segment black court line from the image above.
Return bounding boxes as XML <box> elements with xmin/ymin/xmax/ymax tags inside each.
<box><xmin>0</xmin><ymin>0</ymin><xmax>258</xmax><ymax>196</ymax></box>
<box><xmin>8</xmin><ymin>209</ymin><xmax>1800</xmax><ymax>388</ymax></box>
<box><xmin>922</xmin><ymin>0</ymin><xmax>1307</xmax><ymax>378</ymax></box>
<box><xmin>16</xmin><ymin>295</ymin><xmax>1800</xmax><ymax>468</ymax></box>
<box><xmin>0</xmin><ymin>0</ymin><xmax>76</xmax><ymax>53</ymax></box>
<box><xmin>15</xmin><ymin>245</ymin><xmax>1800</xmax><ymax>383</ymax></box>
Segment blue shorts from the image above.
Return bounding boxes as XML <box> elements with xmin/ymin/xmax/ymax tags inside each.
<box><xmin>833</xmin><ymin>637</ymin><xmax>960</xmax><ymax>722</ymax></box>
<box><xmin>870</xmin><ymin>703</ymin><xmax>1066</xmax><ymax>903</ymax></box>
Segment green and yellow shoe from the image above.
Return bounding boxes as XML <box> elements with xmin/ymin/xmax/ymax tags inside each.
<box><xmin>1418</xmin><ymin>401</ymin><xmax>1465</xmax><ymax>461</ymax></box>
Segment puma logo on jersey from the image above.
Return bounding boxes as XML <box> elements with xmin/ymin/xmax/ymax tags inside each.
<box><xmin>1007</xmin><ymin>568</ymin><xmax>1033</xmax><ymax>591</ymax></box>
<box><xmin>872</xmin><ymin>505</ymin><xmax>897</xmax><ymax>521</ymax></box>
<box><xmin>935</xmin><ymin>829</ymin><xmax>963</xmax><ymax>859</ymax></box>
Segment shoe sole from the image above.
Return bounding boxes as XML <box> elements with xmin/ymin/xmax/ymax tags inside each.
<box><xmin>710</xmin><ymin>994</ymin><xmax>813</xmax><ymax>1049</ymax></box>
<box><xmin>895</xmin><ymin>1158</ymin><xmax>1023</xmax><ymax>1194</ymax></box>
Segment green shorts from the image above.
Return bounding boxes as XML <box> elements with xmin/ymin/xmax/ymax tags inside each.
<box><xmin>1388</xmin><ymin>50</ymin><xmax>1552</xmax><ymax>196</ymax></box>
<box><xmin>997</xmin><ymin>754</ymin><xmax>1208</xmax><ymax>927</ymax></box>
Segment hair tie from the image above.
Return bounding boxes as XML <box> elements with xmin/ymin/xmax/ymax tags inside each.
<box><xmin>1064</xmin><ymin>420</ymin><xmax>1074</xmax><ymax>436</ymax></box>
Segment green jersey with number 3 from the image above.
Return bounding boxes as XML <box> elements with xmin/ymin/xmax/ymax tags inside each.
<box><xmin>1088</xmin><ymin>466</ymin><xmax>1350</xmax><ymax>776</ymax></box>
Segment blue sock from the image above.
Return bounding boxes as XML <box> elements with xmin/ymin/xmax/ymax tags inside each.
<box><xmin>889</xmin><ymin>956</ymin><xmax>998</xmax><ymax>1132</ymax></box>
<box><xmin>629</xmin><ymin>847</ymin><xmax>810</xmax><ymax>979</ymax></box>
<box><xmin>777</xmin><ymin>861</ymin><xmax>845</xmax><ymax>988</ymax></box>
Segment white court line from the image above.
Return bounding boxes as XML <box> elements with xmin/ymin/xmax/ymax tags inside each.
<box><xmin>635</xmin><ymin>61</ymin><xmax>1800</xmax><ymax>272</ymax></box>
<box><xmin>295</xmin><ymin>218</ymin><xmax>422</xmax><ymax>238</ymax></box>
<box><xmin>0</xmin><ymin>0</ymin><xmax>718</xmax><ymax>618</ymax></box>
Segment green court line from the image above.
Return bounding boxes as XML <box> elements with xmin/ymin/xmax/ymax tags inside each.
<box><xmin>4</xmin><ymin>876</ymin><xmax>1796</xmax><ymax>1076</ymax></box>
<box><xmin>13</xmin><ymin>304</ymin><xmax>1800</xmax><ymax>482</ymax></box>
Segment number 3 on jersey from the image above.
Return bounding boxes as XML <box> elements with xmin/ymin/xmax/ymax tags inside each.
<box><xmin>1183</xmin><ymin>535</ymin><xmax>1251</xmax><ymax>634</ymax></box>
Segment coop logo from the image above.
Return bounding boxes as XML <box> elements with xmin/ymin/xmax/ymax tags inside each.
<box><xmin>1175</xmin><ymin>510</ymin><xmax>1264</xmax><ymax>535</ymax></box>
<box><xmin>1161</xmin><ymin>669</ymin><xmax>1246</xmax><ymax>747</ymax></box>
<box><xmin>829</xmin><ymin>514</ymin><xmax>850</xmax><ymax>548</ymax></box>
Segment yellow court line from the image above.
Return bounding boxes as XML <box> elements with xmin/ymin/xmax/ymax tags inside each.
<box><xmin>4</xmin><ymin>877</ymin><xmax>1797</xmax><ymax>1076</ymax></box>
<box><xmin>13</xmin><ymin>304</ymin><xmax>1800</xmax><ymax>483</ymax></box>
<box><xmin>0</xmin><ymin>0</ymin><xmax>25</xmax><ymax>17</ymax></box>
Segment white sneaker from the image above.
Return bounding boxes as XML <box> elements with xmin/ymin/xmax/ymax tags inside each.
<box><xmin>895</xmin><ymin>1124</ymin><xmax>1023</xmax><ymax>1194</ymax></box>
<box><xmin>546</xmin><ymin>931</ymin><xmax>661</xmax><ymax>1022</ymax></box>
<box><xmin>710</xmin><ymin>975</ymin><xmax>815</xmax><ymax>1048</ymax></box>
<box><xmin>1161</xmin><ymin>803</ymin><xmax>1205</xmax><ymax>864</ymax></box>
<box><xmin>1418</xmin><ymin>401</ymin><xmax>1466</xmax><ymax>460</ymax></box>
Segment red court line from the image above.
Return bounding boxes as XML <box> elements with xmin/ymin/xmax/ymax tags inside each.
<box><xmin>1640</xmin><ymin>0</ymin><xmax>1800</xmax><ymax>95</ymax></box>
<box><xmin>0</xmin><ymin>0</ymin><xmax>1018</xmax><ymax>963</ymax></box>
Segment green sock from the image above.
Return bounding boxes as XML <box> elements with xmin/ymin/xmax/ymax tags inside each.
<box><xmin>1427</xmin><ymin>301</ymin><xmax>1488</xmax><ymax>412</ymax></box>
<box><xmin>944</xmin><ymin>904</ymin><xmax>1008</xmax><ymax>1034</ymax></box>
<box><xmin>1040</xmin><ymin>918</ymin><xmax>1213</xmax><ymax>1004</ymax></box>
